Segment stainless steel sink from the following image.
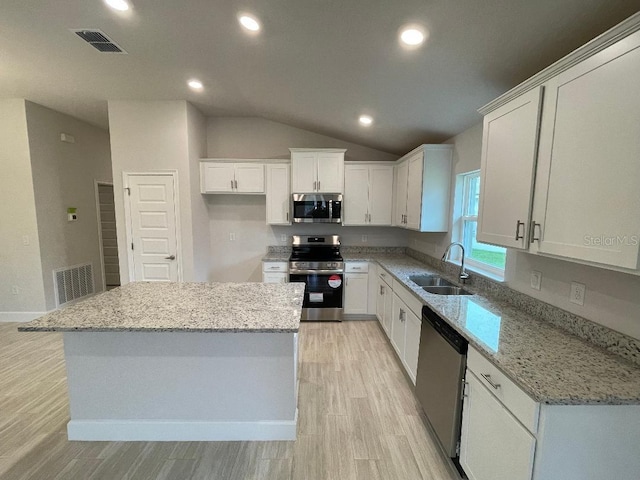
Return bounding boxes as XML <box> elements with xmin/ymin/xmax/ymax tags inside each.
<box><xmin>422</xmin><ymin>286</ymin><xmax>473</xmax><ymax>296</ymax></box>
<box><xmin>409</xmin><ymin>275</ymin><xmax>456</xmax><ymax>287</ymax></box>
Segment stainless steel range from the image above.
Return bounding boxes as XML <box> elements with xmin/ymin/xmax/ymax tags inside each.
<box><xmin>289</xmin><ymin>235</ymin><xmax>344</xmax><ymax>322</ymax></box>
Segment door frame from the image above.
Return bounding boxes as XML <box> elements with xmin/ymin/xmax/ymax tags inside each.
<box><xmin>122</xmin><ymin>171</ymin><xmax>183</xmax><ymax>283</ymax></box>
<box><xmin>94</xmin><ymin>180</ymin><xmax>113</xmax><ymax>292</ymax></box>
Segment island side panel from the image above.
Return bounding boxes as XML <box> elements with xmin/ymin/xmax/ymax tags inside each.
<box><xmin>63</xmin><ymin>331</ymin><xmax>298</xmax><ymax>441</ymax></box>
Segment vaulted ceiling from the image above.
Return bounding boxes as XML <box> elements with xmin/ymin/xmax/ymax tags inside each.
<box><xmin>1</xmin><ymin>0</ymin><xmax>638</xmax><ymax>154</ymax></box>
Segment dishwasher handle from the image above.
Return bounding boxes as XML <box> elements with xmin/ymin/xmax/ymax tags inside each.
<box><xmin>422</xmin><ymin>305</ymin><xmax>468</xmax><ymax>355</ymax></box>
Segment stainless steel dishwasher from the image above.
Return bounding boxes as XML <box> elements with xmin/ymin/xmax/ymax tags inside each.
<box><xmin>415</xmin><ymin>304</ymin><xmax>468</xmax><ymax>473</ymax></box>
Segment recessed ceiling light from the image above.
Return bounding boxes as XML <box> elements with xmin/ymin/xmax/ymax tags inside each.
<box><xmin>400</xmin><ymin>27</ymin><xmax>426</xmax><ymax>47</ymax></box>
<box><xmin>359</xmin><ymin>115</ymin><xmax>373</xmax><ymax>126</ymax></box>
<box><xmin>238</xmin><ymin>14</ymin><xmax>261</xmax><ymax>32</ymax></box>
<box><xmin>188</xmin><ymin>79</ymin><xmax>203</xmax><ymax>91</ymax></box>
<box><xmin>104</xmin><ymin>0</ymin><xmax>130</xmax><ymax>12</ymax></box>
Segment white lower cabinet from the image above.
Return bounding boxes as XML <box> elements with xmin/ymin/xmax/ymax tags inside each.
<box><xmin>344</xmin><ymin>262</ymin><xmax>369</xmax><ymax>314</ymax></box>
<box><xmin>262</xmin><ymin>262</ymin><xmax>288</xmax><ymax>283</ymax></box>
<box><xmin>390</xmin><ymin>291</ymin><xmax>421</xmax><ymax>384</ymax></box>
<box><xmin>461</xmin><ymin>346</ymin><xmax>640</xmax><ymax>480</ymax></box>
<box><xmin>375</xmin><ymin>275</ymin><xmax>392</xmax><ymax>334</ymax></box>
<box><xmin>461</xmin><ymin>372</ymin><xmax>536</xmax><ymax>480</ymax></box>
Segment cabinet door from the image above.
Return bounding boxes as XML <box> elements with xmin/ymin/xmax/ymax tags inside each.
<box><xmin>460</xmin><ymin>372</ymin><xmax>535</xmax><ymax>480</ymax></box>
<box><xmin>369</xmin><ymin>165</ymin><xmax>394</xmax><ymax>225</ymax></box>
<box><xmin>291</xmin><ymin>152</ymin><xmax>317</xmax><ymax>192</ymax></box>
<box><xmin>316</xmin><ymin>152</ymin><xmax>344</xmax><ymax>193</ymax></box>
<box><xmin>383</xmin><ymin>282</ymin><xmax>393</xmax><ymax>336</ymax></box>
<box><xmin>390</xmin><ymin>293</ymin><xmax>406</xmax><ymax>357</ymax></box>
<box><xmin>263</xmin><ymin>272</ymin><xmax>287</xmax><ymax>284</ymax></box>
<box><xmin>344</xmin><ymin>273</ymin><xmax>368</xmax><ymax>314</ymax></box>
<box><xmin>375</xmin><ymin>277</ymin><xmax>385</xmax><ymax>324</ymax></box>
<box><xmin>393</xmin><ymin>161</ymin><xmax>409</xmax><ymax>226</ymax></box>
<box><xmin>477</xmin><ymin>87</ymin><xmax>542</xmax><ymax>249</ymax></box>
<box><xmin>235</xmin><ymin>164</ymin><xmax>265</xmax><ymax>193</ymax></box>
<box><xmin>405</xmin><ymin>153</ymin><xmax>424</xmax><ymax>230</ymax></box>
<box><xmin>343</xmin><ymin>165</ymin><xmax>370</xmax><ymax>225</ymax></box>
<box><xmin>533</xmin><ymin>33</ymin><xmax>640</xmax><ymax>270</ymax></box>
<box><xmin>266</xmin><ymin>164</ymin><xmax>291</xmax><ymax>225</ymax></box>
<box><xmin>403</xmin><ymin>308</ymin><xmax>421</xmax><ymax>384</ymax></box>
<box><xmin>202</xmin><ymin>164</ymin><xmax>235</xmax><ymax>193</ymax></box>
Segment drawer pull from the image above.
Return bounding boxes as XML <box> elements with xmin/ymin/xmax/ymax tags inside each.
<box><xmin>481</xmin><ymin>373</ymin><xmax>501</xmax><ymax>390</ymax></box>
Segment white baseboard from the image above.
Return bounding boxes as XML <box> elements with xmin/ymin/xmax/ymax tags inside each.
<box><xmin>0</xmin><ymin>311</ymin><xmax>50</xmax><ymax>322</ymax></box>
<box><xmin>67</xmin><ymin>412</ymin><xmax>298</xmax><ymax>441</ymax></box>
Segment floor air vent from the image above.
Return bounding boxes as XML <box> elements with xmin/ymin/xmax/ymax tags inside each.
<box><xmin>54</xmin><ymin>263</ymin><xmax>95</xmax><ymax>307</ymax></box>
<box><xmin>71</xmin><ymin>29</ymin><xmax>127</xmax><ymax>53</ymax></box>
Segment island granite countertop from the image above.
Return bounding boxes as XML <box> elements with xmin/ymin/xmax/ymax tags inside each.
<box><xmin>19</xmin><ymin>282</ymin><xmax>306</xmax><ymax>333</ymax></box>
<box><xmin>354</xmin><ymin>253</ymin><xmax>640</xmax><ymax>406</ymax></box>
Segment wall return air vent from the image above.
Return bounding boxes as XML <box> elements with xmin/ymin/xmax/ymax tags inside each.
<box><xmin>71</xmin><ymin>29</ymin><xmax>127</xmax><ymax>53</ymax></box>
<box><xmin>54</xmin><ymin>263</ymin><xmax>95</xmax><ymax>307</ymax></box>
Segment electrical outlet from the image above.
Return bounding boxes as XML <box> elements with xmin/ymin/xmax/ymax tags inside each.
<box><xmin>362</xmin><ymin>235</ymin><xmax>368</xmax><ymax>243</ymax></box>
<box><xmin>570</xmin><ymin>282</ymin><xmax>586</xmax><ymax>306</ymax></box>
<box><xmin>530</xmin><ymin>271</ymin><xmax>542</xmax><ymax>290</ymax></box>
<box><xmin>280</xmin><ymin>234</ymin><xmax>287</xmax><ymax>243</ymax></box>
<box><xmin>11</xmin><ymin>286</ymin><xmax>20</xmax><ymax>295</ymax></box>
<box><xmin>229</xmin><ymin>232</ymin><xmax>236</xmax><ymax>241</ymax></box>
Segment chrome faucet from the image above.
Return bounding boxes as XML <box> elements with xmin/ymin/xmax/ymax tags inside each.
<box><xmin>441</xmin><ymin>242</ymin><xmax>470</xmax><ymax>283</ymax></box>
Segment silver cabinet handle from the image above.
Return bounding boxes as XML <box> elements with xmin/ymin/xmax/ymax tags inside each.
<box><xmin>313</xmin><ymin>181</ymin><xmax>317</xmax><ymax>191</ymax></box>
<box><xmin>352</xmin><ymin>267</ymin><xmax>361</xmax><ymax>270</ymax></box>
<box><xmin>380</xmin><ymin>285</ymin><xmax>384</xmax><ymax>295</ymax></box>
<box><xmin>530</xmin><ymin>221</ymin><xmax>540</xmax><ymax>243</ymax></box>
<box><xmin>318</xmin><ymin>180</ymin><xmax>321</xmax><ymax>190</ymax></box>
<box><xmin>480</xmin><ymin>373</ymin><xmax>501</xmax><ymax>390</ymax></box>
<box><xmin>381</xmin><ymin>273</ymin><xmax>386</xmax><ymax>277</ymax></box>
<box><xmin>515</xmin><ymin>220</ymin><xmax>525</xmax><ymax>240</ymax></box>
<box><xmin>235</xmin><ymin>179</ymin><xmax>238</xmax><ymax>189</ymax></box>
<box><xmin>286</xmin><ymin>212</ymin><xmax>289</xmax><ymax>221</ymax></box>
<box><xmin>365</xmin><ymin>213</ymin><xmax>368</xmax><ymax>223</ymax></box>
<box><xmin>399</xmin><ymin>308</ymin><xmax>405</xmax><ymax>322</ymax></box>
<box><xmin>230</xmin><ymin>179</ymin><xmax>234</xmax><ymax>189</ymax></box>
<box><xmin>165</xmin><ymin>255</ymin><xmax>176</xmax><ymax>260</ymax></box>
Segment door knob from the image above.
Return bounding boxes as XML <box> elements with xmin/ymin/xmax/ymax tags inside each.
<box><xmin>165</xmin><ymin>255</ymin><xmax>176</xmax><ymax>260</ymax></box>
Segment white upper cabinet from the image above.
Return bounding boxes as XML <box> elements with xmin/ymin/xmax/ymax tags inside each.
<box><xmin>290</xmin><ymin>149</ymin><xmax>345</xmax><ymax>193</ymax></box>
<box><xmin>532</xmin><ymin>30</ymin><xmax>640</xmax><ymax>270</ymax></box>
<box><xmin>200</xmin><ymin>161</ymin><xmax>265</xmax><ymax>194</ymax></box>
<box><xmin>477</xmin><ymin>87</ymin><xmax>543</xmax><ymax>249</ymax></box>
<box><xmin>478</xmin><ymin>19</ymin><xmax>640</xmax><ymax>275</ymax></box>
<box><xmin>393</xmin><ymin>145</ymin><xmax>453</xmax><ymax>232</ymax></box>
<box><xmin>266</xmin><ymin>164</ymin><xmax>291</xmax><ymax>225</ymax></box>
<box><xmin>343</xmin><ymin>163</ymin><xmax>394</xmax><ymax>226</ymax></box>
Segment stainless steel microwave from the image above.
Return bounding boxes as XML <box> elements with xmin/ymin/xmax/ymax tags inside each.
<box><xmin>292</xmin><ymin>193</ymin><xmax>342</xmax><ymax>223</ymax></box>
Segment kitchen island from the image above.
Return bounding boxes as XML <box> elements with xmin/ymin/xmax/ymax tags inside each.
<box><xmin>19</xmin><ymin>282</ymin><xmax>305</xmax><ymax>441</ymax></box>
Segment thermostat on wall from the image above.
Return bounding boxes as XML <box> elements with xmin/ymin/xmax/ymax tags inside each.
<box><xmin>67</xmin><ymin>207</ymin><xmax>78</xmax><ymax>222</ymax></box>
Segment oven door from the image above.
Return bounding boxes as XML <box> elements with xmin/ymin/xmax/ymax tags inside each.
<box><xmin>289</xmin><ymin>271</ymin><xmax>343</xmax><ymax>321</ymax></box>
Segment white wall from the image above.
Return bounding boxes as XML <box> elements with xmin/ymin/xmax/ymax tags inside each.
<box><xmin>205</xmin><ymin>117</ymin><xmax>407</xmax><ymax>282</ymax></box>
<box><xmin>187</xmin><ymin>104</ymin><xmax>211</xmax><ymax>282</ymax></box>
<box><xmin>409</xmin><ymin>122</ymin><xmax>640</xmax><ymax>340</ymax></box>
<box><xmin>25</xmin><ymin>101</ymin><xmax>112</xmax><ymax>310</ymax></box>
<box><xmin>206</xmin><ymin>117</ymin><xmax>398</xmax><ymax>162</ymax></box>
<box><xmin>0</xmin><ymin>99</ymin><xmax>47</xmax><ymax>315</ymax></box>
<box><xmin>108</xmin><ymin>101</ymin><xmax>199</xmax><ymax>283</ymax></box>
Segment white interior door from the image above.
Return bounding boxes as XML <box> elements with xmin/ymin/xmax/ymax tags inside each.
<box><xmin>126</xmin><ymin>174</ymin><xmax>180</xmax><ymax>282</ymax></box>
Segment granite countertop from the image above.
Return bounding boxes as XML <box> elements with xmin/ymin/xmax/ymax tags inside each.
<box><xmin>262</xmin><ymin>253</ymin><xmax>291</xmax><ymax>262</ymax></box>
<box><xmin>371</xmin><ymin>254</ymin><xmax>640</xmax><ymax>406</ymax></box>
<box><xmin>19</xmin><ymin>282</ymin><xmax>305</xmax><ymax>333</ymax></box>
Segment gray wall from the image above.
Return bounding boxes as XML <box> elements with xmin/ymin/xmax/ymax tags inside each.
<box><xmin>0</xmin><ymin>99</ymin><xmax>47</xmax><ymax>316</ymax></box>
<box><xmin>206</xmin><ymin>117</ymin><xmax>399</xmax><ymax>162</ymax></box>
<box><xmin>26</xmin><ymin>101</ymin><xmax>112</xmax><ymax>310</ymax></box>
<box><xmin>409</xmin><ymin>123</ymin><xmax>640</xmax><ymax>340</ymax></box>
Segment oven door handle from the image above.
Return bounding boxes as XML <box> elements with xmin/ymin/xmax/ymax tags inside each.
<box><xmin>289</xmin><ymin>269</ymin><xmax>344</xmax><ymax>275</ymax></box>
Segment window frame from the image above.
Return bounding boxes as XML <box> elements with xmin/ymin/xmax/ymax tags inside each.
<box><xmin>456</xmin><ymin>170</ymin><xmax>506</xmax><ymax>279</ymax></box>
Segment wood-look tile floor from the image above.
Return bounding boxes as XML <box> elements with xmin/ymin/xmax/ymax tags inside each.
<box><xmin>0</xmin><ymin>321</ymin><xmax>460</xmax><ymax>480</ymax></box>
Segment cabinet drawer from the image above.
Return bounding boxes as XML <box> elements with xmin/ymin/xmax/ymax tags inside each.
<box><xmin>392</xmin><ymin>279</ymin><xmax>423</xmax><ymax>318</ymax></box>
<box><xmin>378</xmin><ymin>267</ymin><xmax>392</xmax><ymax>286</ymax></box>
<box><xmin>467</xmin><ymin>347</ymin><xmax>539</xmax><ymax>433</ymax></box>
<box><xmin>345</xmin><ymin>262</ymin><xmax>369</xmax><ymax>273</ymax></box>
<box><xmin>262</xmin><ymin>262</ymin><xmax>288</xmax><ymax>273</ymax></box>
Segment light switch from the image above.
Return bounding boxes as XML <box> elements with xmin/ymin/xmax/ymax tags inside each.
<box><xmin>570</xmin><ymin>282</ymin><xmax>585</xmax><ymax>306</ymax></box>
<box><xmin>530</xmin><ymin>271</ymin><xmax>542</xmax><ymax>290</ymax></box>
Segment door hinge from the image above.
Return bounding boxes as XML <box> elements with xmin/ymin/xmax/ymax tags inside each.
<box><xmin>456</xmin><ymin>441</ymin><xmax>461</xmax><ymax>456</ymax></box>
<box><xmin>125</xmin><ymin>187</ymin><xmax>131</xmax><ymax>196</ymax></box>
<box><xmin>131</xmin><ymin>242</ymin><xmax>134</xmax><ymax>251</ymax></box>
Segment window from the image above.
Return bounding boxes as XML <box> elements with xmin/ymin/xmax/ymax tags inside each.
<box><xmin>459</xmin><ymin>171</ymin><xmax>506</xmax><ymax>276</ymax></box>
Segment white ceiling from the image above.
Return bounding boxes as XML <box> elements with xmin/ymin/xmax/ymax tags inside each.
<box><xmin>1</xmin><ymin>1</ymin><xmax>638</xmax><ymax>154</ymax></box>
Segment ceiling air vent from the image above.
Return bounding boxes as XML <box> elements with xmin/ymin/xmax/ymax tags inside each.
<box><xmin>71</xmin><ymin>29</ymin><xmax>127</xmax><ymax>54</ymax></box>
